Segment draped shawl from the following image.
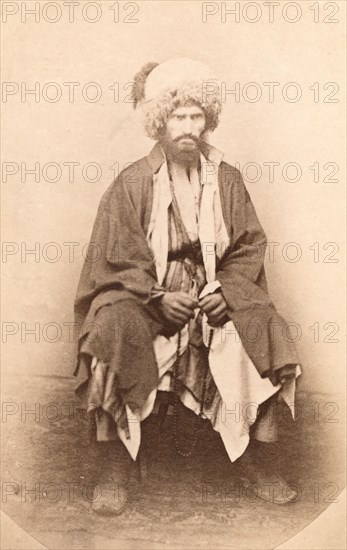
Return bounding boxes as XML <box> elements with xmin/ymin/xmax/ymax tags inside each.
<box><xmin>74</xmin><ymin>142</ymin><xmax>299</xmax><ymax>380</ymax></box>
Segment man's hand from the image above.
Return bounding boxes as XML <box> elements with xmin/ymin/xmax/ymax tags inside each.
<box><xmin>199</xmin><ymin>292</ymin><xmax>229</xmax><ymax>327</ymax></box>
<box><xmin>158</xmin><ymin>292</ymin><xmax>198</xmax><ymax>327</ymax></box>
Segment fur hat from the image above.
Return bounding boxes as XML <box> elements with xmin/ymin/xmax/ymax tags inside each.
<box><xmin>132</xmin><ymin>58</ymin><xmax>222</xmax><ymax>140</ymax></box>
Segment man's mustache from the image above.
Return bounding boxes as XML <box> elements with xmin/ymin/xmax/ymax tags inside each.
<box><xmin>174</xmin><ymin>134</ymin><xmax>199</xmax><ymax>143</ymax></box>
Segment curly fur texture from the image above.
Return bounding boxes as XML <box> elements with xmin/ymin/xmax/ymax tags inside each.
<box><xmin>132</xmin><ymin>62</ymin><xmax>159</xmax><ymax>108</ymax></box>
<box><xmin>132</xmin><ymin>62</ymin><xmax>222</xmax><ymax>140</ymax></box>
<box><xmin>142</xmin><ymin>81</ymin><xmax>222</xmax><ymax>140</ymax></box>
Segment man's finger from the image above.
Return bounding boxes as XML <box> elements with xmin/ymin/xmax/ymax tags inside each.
<box><xmin>211</xmin><ymin>303</ymin><xmax>227</xmax><ymax>316</ymax></box>
<box><xmin>176</xmin><ymin>294</ymin><xmax>199</xmax><ymax>308</ymax></box>
<box><xmin>167</xmin><ymin>311</ymin><xmax>185</xmax><ymax>324</ymax></box>
<box><xmin>200</xmin><ymin>297</ymin><xmax>219</xmax><ymax>313</ymax></box>
<box><xmin>199</xmin><ymin>295</ymin><xmax>213</xmax><ymax>307</ymax></box>
<box><xmin>199</xmin><ymin>294</ymin><xmax>220</xmax><ymax>307</ymax></box>
<box><xmin>170</xmin><ymin>306</ymin><xmax>193</xmax><ymax>322</ymax></box>
<box><xmin>171</xmin><ymin>303</ymin><xmax>195</xmax><ymax>317</ymax></box>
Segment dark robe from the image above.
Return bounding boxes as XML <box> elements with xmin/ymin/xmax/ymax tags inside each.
<box><xmin>74</xmin><ymin>142</ymin><xmax>300</xmax><ymax>411</ymax></box>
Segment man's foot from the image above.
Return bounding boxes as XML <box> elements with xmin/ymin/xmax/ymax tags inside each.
<box><xmin>236</xmin><ymin>441</ymin><xmax>298</xmax><ymax>505</ymax></box>
<box><xmin>91</xmin><ymin>440</ymin><xmax>135</xmax><ymax>516</ymax></box>
<box><xmin>92</xmin><ymin>483</ymin><xmax>129</xmax><ymax>516</ymax></box>
<box><xmin>239</xmin><ymin>464</ymin><xmax>298</xmax><ymax>505</ymax></box>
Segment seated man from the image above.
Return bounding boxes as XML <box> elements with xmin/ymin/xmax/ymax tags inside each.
<box><xmin>74</xmin><ymin>58</ymin><xmax>301</xmax><ymax>515</ymax></box>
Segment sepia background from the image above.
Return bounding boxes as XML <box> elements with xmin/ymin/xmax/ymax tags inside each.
<box><xmin>1</xmin><ymin>1</ymin><xmax>346</xmax><ymax>548</ymax></box>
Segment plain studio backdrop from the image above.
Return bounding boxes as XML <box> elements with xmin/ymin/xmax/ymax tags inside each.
<box><xmin>2</xmin><ymin>0</ymin><xmax>346</xmax><ymax>399</ymax></box>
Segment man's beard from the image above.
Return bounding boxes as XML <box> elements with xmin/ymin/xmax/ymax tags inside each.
<box><xmin>160</xmin><ymin>133</ymin><xmax>205</xmax><ymax>165</ymax></box>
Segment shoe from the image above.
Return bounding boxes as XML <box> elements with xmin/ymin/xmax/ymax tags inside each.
<box><xmin>91</xmin><ymin>440</ymin><xmax>134</xmax><ymax>516</ymax></box>
<box><xmin>92</xmin><ymin>482</ymin><xmax>128</xmax><ymax>516</ymax></box>
<box><xmin>236</xmin><ymin>441</ymin><xmax>298</xmax><ymax>505</ymax></box>
<box><xmin>239</xmin><ymin>466</ymin><xmax>298</xmax><ymax>505</ymax></box>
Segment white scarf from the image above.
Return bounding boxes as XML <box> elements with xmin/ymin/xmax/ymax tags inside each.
<box><xmin>146</xmin><ymin>145</ymin><xmax>229</xmax><ymax>287</ymax></box>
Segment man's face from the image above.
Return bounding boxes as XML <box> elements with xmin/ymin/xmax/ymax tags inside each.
<box><xmin>160</xmin><ymin>105</ymin><xmax>206</xmax><ymax>164</ymax></box>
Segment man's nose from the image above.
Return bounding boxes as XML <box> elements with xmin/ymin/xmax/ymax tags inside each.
<box><xmin>182</xmin><ymin>117</ymin><xmax>193</xmax><ymax>134</ymax></box>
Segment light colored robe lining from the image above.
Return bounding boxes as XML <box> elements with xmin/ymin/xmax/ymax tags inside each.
<box><xmin>91</xmin><ymin>144</ymin><xmax>301</xmax><ymax>462</ymax></box>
